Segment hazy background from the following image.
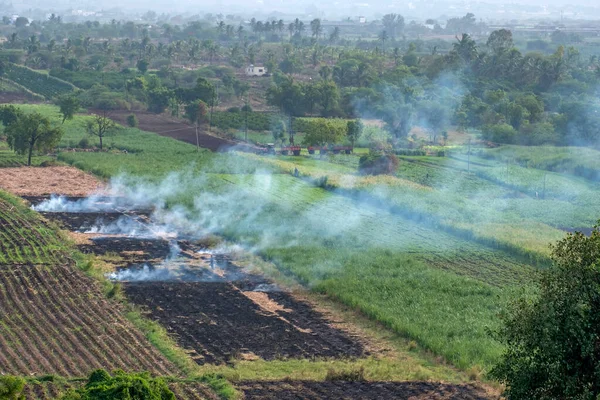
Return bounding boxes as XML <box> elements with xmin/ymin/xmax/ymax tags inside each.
<box><xmin>8</xmin><ymin>0</ymin><xmax>600</xmax><ymax>21</ymax></box>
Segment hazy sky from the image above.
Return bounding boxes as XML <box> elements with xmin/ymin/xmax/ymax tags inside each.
<box><xmin>10</xmin><ymin>0</ymin><xmax>600</xmax><ymax>20</ymax></box>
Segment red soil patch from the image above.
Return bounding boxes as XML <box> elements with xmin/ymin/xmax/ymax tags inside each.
<box><xmin>0</xmin><ymin>166</ymin><xmax>103</xmax><ymax>196</ymax></box>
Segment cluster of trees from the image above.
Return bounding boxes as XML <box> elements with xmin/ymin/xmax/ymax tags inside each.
<box><xmin>1</xmin><ymin>11</ymin><xmax>599</xmax><ymax>148</ymax></box>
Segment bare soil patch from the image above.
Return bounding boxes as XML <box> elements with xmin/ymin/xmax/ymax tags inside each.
<box><xmin>0</xmin><ymin>92</ymin><xmax>42</xmax><ymax>104</ymax></box>
<box><xmin>238</xmin><ymin>381</ymin><xmax>494</xmax><ymax>399</ymax></box>
<box><xmin>104</xmin><ymin>110</ymin><xmax>237</xmax><ymax>152</ymax></box>
<box><xmin>0</xmin><ymin>166</ymin><xmax>102</xmax><ymax>196</ymax></box>
<box><xmin>124</xmin><ymin>281</ymin><xmax>365</xmax><ymax>365</ymax></box>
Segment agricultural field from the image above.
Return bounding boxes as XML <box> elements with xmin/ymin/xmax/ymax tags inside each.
<box><xmin>5</xmin><ymin>106</ymin><xmax>535</xmax><ymax>372</ymax></box>
<box><xmin>0</xmin><ymin>192</ymin><xmax>176</xmax><ymax>377</ymax></box>
<box><xmin>4</xmin><ymin>63</ymin><xmax>76</xmax><ymax>99</ymax></box>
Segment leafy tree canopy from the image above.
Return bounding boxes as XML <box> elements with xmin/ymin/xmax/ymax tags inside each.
<box><xmin>491</xmin><ymin>226</ymin><xmax>600</xmax><ymax>400</ymax></box>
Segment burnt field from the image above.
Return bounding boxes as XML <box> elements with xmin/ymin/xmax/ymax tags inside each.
<box><xmin>237</xmin><ymin>381</ymin><xmax>491</xmax><ymax>400</ymax></box>
<box><xmin>35</xmin><ymin>196</ymin><xmax>366</xmax><ymax>365</ymax></box>
<box><xmin>26</xmin><ymin>194</ymin><xmax>495</xmax><ymax>399</ymax></box>
<box><xmin>125</xmin><ymin>281</ymin><xmax>365</xmax><ymax>364</ymax></box>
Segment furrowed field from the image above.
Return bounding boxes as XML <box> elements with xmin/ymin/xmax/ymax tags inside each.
<box><xmin>1</xmin><ymin>104</ymin><xmax>556</xmax><ymax>374</ymax></box>
<box><xmin>8</xmin><ymin>103</ymin><xmax>599</xmax><ymax>374</ymax></box>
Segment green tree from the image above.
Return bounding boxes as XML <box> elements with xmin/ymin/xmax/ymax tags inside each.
<box><xmin>302</xmin><ymin>119</ymin><xmax>346</xmax><ymax>146</ymax></box>
<box><xmin>136</xmin><ymin>59</ymin><xmax>149</xmax><ymax>74</ymax></box>
<box><xmin>185</xmin><ymin>100</ymin><xmax>208</xmax><ymax>125</ymax></box>
<box><xmin>487</xmin><ymin>29</ymin><xmax>513</xmax><ymax>55</ymax></box>
<box><xmin>491</xmin><ymin>226</ymin><xmax>600</xmax><ymax>399</ymax></box>
<box><xmin>271</xmin><ymin>118</ymin><xmax>286</xmax><ymax>143</ymax></box>
<box><xmin>346</xmin><ymin>119</ymin><xmax>363</xmax><ymax>148</ymax></box>
<box><xmin>57</xmin><ymin>95</ymin><xmax>80</xmax><ymax>124</ymax></box>
<box><xmin>381</xmin><ymin>13</ymin><xmax>405</xmax><ymax>38</ymax></box>
<box><xmin>86</xmin><ymin>111</ymin><xmax>116</xmax><ymax>150</ymax></box>
<box><xmin>4</xmin><ymin>112</ymin><xmax>63</xmax><ymax>166</ymax></box>
<box><xmin>14</xmin><ymin>16</ymin><xmax>28</xmax><ymax>29</ymax></box>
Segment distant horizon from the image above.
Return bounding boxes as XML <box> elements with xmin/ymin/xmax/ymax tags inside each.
<box><xmin>8</xmin><ymin>0</ymin><xmax>600</xmax><ymax>21</ymax></box>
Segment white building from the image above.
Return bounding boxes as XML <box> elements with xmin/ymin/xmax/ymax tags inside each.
<box><xmin>245</xmin><ymin>65</ymin><xmax>267</xmax><ymax>77</ymax></box>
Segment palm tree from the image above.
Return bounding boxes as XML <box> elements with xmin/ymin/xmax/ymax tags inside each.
<box><xmin>329</xmin><ymin>27</ymin><xmax>340</xmax><ymax>44</ymax></box>
<box><xmin>378</xmin><ymin>30</ymin><xmax>388</xmax><ymax>53</ymax></box>
<box><xmin>453</xmin><ymin>33</ymin><xmax>477</xmax><ymax>63</ymax></box>
<box><xmin>310</xmin><ymin>19</ymin><xmax>322</xmax><ymax>39</ymax></box>
<box><xmin>216</xmin><ymin>21</ymin><xmax>226</xmax><ymax>36</ymax></box>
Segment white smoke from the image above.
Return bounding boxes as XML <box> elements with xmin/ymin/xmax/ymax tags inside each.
<box><xmin>84</xmin><ymin>215</ymin><xmax>178</xmax><ymax>239</ymax></box>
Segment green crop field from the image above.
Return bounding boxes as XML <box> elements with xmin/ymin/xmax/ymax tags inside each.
<box><xmin>0</xmin><ymin>105</ymin><xmax>543</xmax><ymax>372</ymax></box>
<box><xmin>4</xmin><ymin>64</ymin><xmax>76</xmax><ymax>99</ymax></box>
<box><xmin>5</xmin><ymin>104</ymin><xmax>597</xmax><ymax>374</ymax></box>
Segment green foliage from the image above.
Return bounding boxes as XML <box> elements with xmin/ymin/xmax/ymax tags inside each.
<box><xmin>50</xmin><ymin>68</ymin><xmax>135</xmax><ymax>90</ymax></box>
<box><xmin>86</xmin><ymin>112</ymin><xmax>116</xmax><ymax>150</ymax></box>
<box><xmin>271</xmin><ymin>118</ymin><xmax>286</xmax><ymax>142</ymax></box>
<box><xmin>5</xmin><ymin>63</ymin><xmax>75</xmax><ymax>98</ymax></box>
<box><xmin>346</xmin><ymin>119</ymin><xmax>363</xmax><ymax>147</ymax></box>
<box><xmin>147</xmin><ymin>87</ymin><xmax>173</xmax><ymax>114</ymax></box>
<box><xmin>57</xmin><ymin>95</ymin><xmax>80</xmax><ymax>124</ymax></box>
<box><xmin>184</xmin><ymin>100</ymin><xmax>208</xmax><ymax>124</ymax></box>
<box><xmin>136</xmin><ymin>59</ymin><xmax>150</xmax><ymax>74</ymax></box>
<box><xmin>61</xmin><ymin>369</ymin><xmax>175</xmax><ymax>400</ymax></box>
<box><xmin>3</xmin><ymin>110</ymin><xmax>63</xmax><ymax>166</ymax></box>
<box><xmin>211</xmin><ymin>111</ymin><xmax>272</xmax><ymax>131</ymax></box>
<box><xmin>301</xmin><ymin>118</ymin><xmax>347</xmax><ymax>146</ymax></box>
<box><xmin>358</xmin><ymin>151</ymin><xmax>399</xmax><ymax>175</ymax></box>
<box><xmin>490</xmin><ymin>227</ymin><xmax>600</xmax><ymax>399</ymax></box>
<box><xmin>126</xmin><ymin>114</ymin><xmax>138</xmax><ymax>128</ymax></box>
<box><xmin>482</xmin><ymin>123</ymin><xmax>517</xmax><ymax>144</ymax></box>
<box><xmin>0</xmin><ymin>375</ymin><xmax>25</xmax><ymax>400</ymax></box>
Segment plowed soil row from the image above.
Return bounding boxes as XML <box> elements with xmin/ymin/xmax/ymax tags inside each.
<box><xmin>0</xmin><ymin>263</ymin><xmax>176</xmax><ymax>377</ymax></box>
<box><xmin>104</xmin><ymin>110</ymin><xmax>236</xmax><ymax>152</ymax></box>
<box><xmin>237</xmin><ymin>381</ymin><xmax>492</xmax><ymax>400</ymax></box>
<box><xmin>0</xmin><ymin>198</ymin><xmax>65</xmax><ymax>265</ymax></box>
<box><xmin>124</xmin><ymin>281</ymin><xmax>365</xmax><ymax>365</ymax></box>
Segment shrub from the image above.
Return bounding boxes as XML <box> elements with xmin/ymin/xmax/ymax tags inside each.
<box><xmin>394</xmin><ymin>148</ymin><xmax>426</xmax><ymax>156</ymax></box>
<box><xmin>241</xmin><ymin>104</ymin><xmax>253</xmax><ymax>113</ymax></box>
<box><xmin>325</xmin><ymin>367</ymin><xmax>365</xmax><ymax>382</ymax></box>
<box><xmin>0</xmin><ymin>375</ymin><xmax>26</xmax><ymax>400</ymax></box>
<box><xmin>64</xmin><ymin>369</ymin><xmax>175</xmax><ymax>400</ymax></box>
<box><xmin>359</xmin><ymin>152</ymin><xmax>399</xmax><ymax>175</ymax></box>
<box><xmin>227</xmin><ymin>107</ymin><xmax>240</xmax><ymax>113</ymax></box>
<box><xmin>126</xmin><ymin>114</ymin><xmax>138</xmax><ymax>128</ymax></box>
<box><xmin>78</xmin><ymin>137</ymin><xmax>90</xmax><ymax>149</ymax></box>
<box><xmin>482</xmin><ymin>123</ymin><xmax>517</xmax><ymax>144</ymax></box>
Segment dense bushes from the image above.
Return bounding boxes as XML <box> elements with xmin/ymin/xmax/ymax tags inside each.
<box><xmin>0</xmin><ymin>375</ymin><xmax>25</xmax><ymax>400</ymax></box>
<box><xmin>358</xmin><ymin>152</ymin><xmax>399</xmax><ymax>175</ymax></box>
<box><xmin>293</xmin><ymin>117</ymin><xmax>348</xmax><ymax>135</ymax></box>
<box><xmin>61</xmin><ymin>369</ymin><xmax>175</xmax><ymax>400</ymax></box>
<box><xmin>210</xmin><ymin>111</ymin><xmax>272</xmax><ymax>131</ymax></box>
<box><xmin>126</xmin><ymin>114</ymin><xmax>138</xmax><ymax>128</ymax></box>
